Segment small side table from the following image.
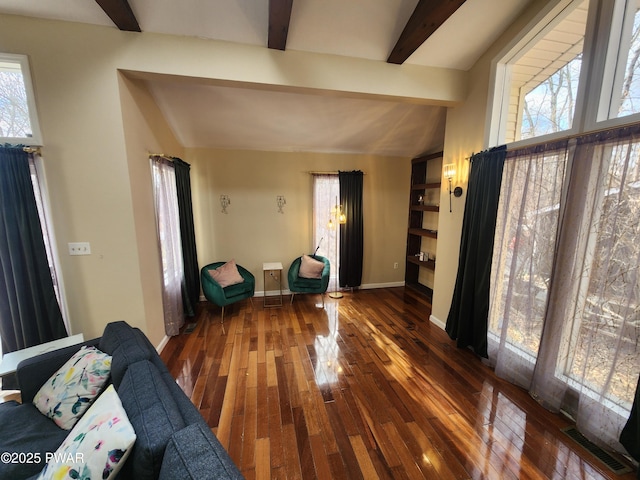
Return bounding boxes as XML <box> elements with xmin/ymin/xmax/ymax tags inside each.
<box><xmin>263</xmin><ymin>262</ymin><xmax>283</xmax><ymax>307</ymax></box>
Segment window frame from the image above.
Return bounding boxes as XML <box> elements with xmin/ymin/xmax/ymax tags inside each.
<box><xmin>0</xmin><ymin>53</ymin><xmax>42</xmax><ymax>146</ymax></box>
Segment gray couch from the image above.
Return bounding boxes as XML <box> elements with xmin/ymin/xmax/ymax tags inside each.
<box><xmin>0</xmin><ymin>321</ymin><xmax>243</xmax><ymax>479</ymax></box>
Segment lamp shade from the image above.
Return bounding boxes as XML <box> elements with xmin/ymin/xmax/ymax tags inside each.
<box><xmin>443</xmin><ymin>163</ymin><xmax>456</xmax><ymax>179</ymax></box>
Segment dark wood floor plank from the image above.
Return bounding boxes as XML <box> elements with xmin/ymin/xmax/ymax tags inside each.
<box><xmin>160</xmin><ymin>289</ymin><xmax>637</xmax><ymax>480</ymax></box>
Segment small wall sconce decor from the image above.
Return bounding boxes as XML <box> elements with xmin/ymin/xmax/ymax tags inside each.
<box><xmin>277</xmin><ymin>195</ymin><xmax>286</xmax><ymax>214</ymax></box>
<box><xmin>443</xmin><ymin>164</ymin><xmax>463</xmax><ymax>213</ymax></box>
<box><xmin>220</xmin><ymin>194</ymin><xmax>231</xmax><ymax>214</ymax></box>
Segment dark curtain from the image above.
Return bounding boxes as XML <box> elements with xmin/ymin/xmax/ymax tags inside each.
<box><xmin>620</xmin><ymin>377</ymin><xmax>640</xmax><ymax>476</ymax></box>
<box><xmin>0</xmin><ymin>146</ymin><xmax>67</xmax><ymax>356</ymax></box>
<box><xmin>172</xmin><ymin>158</ymin><xmax>199</xmax><ymax>317</ymax></box>
<box><xmin>445</xmin><ymin>146</ymin><xmax>506</xmax><ymax>358</ymax></box>
<box><xmin>339</xmin><ymin>170</ymin><xmax>363</xmax><ymax>288</ymax></box>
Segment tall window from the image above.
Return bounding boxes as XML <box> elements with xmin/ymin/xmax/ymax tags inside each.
<box><xmin>487</xmin><ymin>0</ymin><xmax>640</xmax><ymax>453</ymax></box>
<box><xmin>151</xmin><ymin>156</ymin><xmax>184</xmax><ymax>336</ymax></box>
<box><xmin>0</xmin><ymin>54</ymin><xmax>41</xmax><ymax>145</ymax></box>
<box><xmin>313</xmin><ymin>175</ymin><xmax>339</xmax><ymax>280</ymax></box>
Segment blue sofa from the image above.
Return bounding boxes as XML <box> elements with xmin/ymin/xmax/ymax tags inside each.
<box><xmin>0</xmin><ymin>321</ymin><xmax>243</xmax><ymax>479</ymax></box>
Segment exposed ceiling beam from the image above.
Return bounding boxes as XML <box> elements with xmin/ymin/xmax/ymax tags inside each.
<box><xmin>95</xmin><ymin>0</ymin><xmax>141</xmax><ymax>32</ymax></box>
<box><xmin>268</xmin><ymin>0</ymin><xmax>293</xmax><ymax>50</ymax></box>
<box><xmin>388</xmin><ymin>0</ymin><xmax>467</xmax><ymax>64</ymax></box>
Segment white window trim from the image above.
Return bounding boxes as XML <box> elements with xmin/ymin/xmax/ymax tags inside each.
<box><xmin>0</xmin><ymin>53</ymin><xmax>42</xmax><ymax>146</ymax></box>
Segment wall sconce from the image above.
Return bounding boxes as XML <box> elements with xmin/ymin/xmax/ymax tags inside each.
<box><xmin>443</xmin><ymin>164</ymin><xmax>463</xmax><ymax>213</ymax></box>
<box><xmin>220</xmin><ymin>194</ymin><xmax>231</xmax><ymax>214</ymax></box>
<box><xmin>277</xmin><ymin>195</ymin><xmax>286</xmax><ymax>213</ymax></box>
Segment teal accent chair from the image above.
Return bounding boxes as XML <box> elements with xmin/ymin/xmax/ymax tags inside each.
<box><xmin>201</xmin><ymin>261</ymin><xmax>255</xmax><ymax>323</ymax></box>
<box><xmin>287</xmin><ymin>255</ymin><xmax>330</xmax><ymax>306</ymax></box>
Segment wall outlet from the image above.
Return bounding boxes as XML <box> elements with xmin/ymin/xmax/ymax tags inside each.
<box><xmin>68</xmin><ymin>242</ymin><xmax>91</xmax><ymax>255</ymax></box>
<box><xmin>394</xmin><ymin>262</ymin><xmax>399</xmax><ymax>269</ymax></box>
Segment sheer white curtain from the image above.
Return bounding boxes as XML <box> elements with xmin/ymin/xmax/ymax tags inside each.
<box><xmin>313</xmin><ymin>175</ymin><xmax>339</xmax><ymax>280</ymax></box>
<box><xmin>151</xmin><ymin>156</ymin><xmax>184</xmax><ymax>336</ymax></box>
<box><xmin>489</xmin><ymin>128</ymin><xmax>640</xmax><ymax>453</ymax></box>
<box><xmin>488</xmin><ymin>141</ymin><xmax>569</xmax><ymax>387</ymax></box>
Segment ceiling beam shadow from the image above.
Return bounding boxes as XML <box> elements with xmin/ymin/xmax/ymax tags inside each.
<box><xmin>388</xmin><ymin>0</ymin><xmax>467</xmax><ymax>64</ymax></box>
<box><xmin>268</xmin><ymin>0</ymin><xmax>294</xmax><ymax>50</ymax></box>
<box><xmin>95</xmin><ymin>0</ymin><xmax>141</xmax><ymax>32</ymax></box>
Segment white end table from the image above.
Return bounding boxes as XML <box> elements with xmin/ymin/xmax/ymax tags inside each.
<box><xmin>263</xmin><ymin>262</ymin><xmax>283</xmax><ymax>307</ymax></box>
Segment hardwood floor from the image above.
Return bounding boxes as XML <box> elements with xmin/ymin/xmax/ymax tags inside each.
<box><xmin>160</xmin><ymin>287</ymin><xmax>637</xmax><ymax>480</ymax></box>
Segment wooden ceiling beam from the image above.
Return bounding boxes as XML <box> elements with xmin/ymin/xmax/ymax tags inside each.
<box><xmin>268</xmin><ymin>0</ymin><xmax>294</xmax><ymax>50</ymax></box>
<box><xmin>95</xmin><ymin>0</ymin><xmax>141</xmax><ymax>32</ymax></box>
<box><xmin>387</xmin><ymin>0</ymin><xmax>467</xmax><ymax>64</ymax></box>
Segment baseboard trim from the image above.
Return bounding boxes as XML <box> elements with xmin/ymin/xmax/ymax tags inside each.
<box><xmin>360</xmin><ymin>281</ymin><xmax>405</xmax><ymax>290</ymax></box>
<box><xmin>156</xmin><ymin>335</ymin><xmax>170</xmax><ymax>354</ymax></box>
<box><xmin>430</xmin><ymin>314</ymin><xmax>445</xmax><ymax>330</ymax></box>
<box><xmin>199</xmin><ymin>283</ymin><xmax>405</xmax><ymax>302</ymax></box>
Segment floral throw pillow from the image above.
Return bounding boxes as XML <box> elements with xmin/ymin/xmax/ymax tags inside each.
<box><xmin>33</xmin><ymin>345</ymin><xmax>112</xmax><ymax>430</ymax></box>
<box><xmin>37</xmin><ymin>384</ymin><xmax>136</xmax><ymax>480</ymax></box>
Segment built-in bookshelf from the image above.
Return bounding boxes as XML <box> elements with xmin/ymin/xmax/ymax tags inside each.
<box><xmin>405</xmin><ymin>151</ymin><xmax>442</xmax><ymax>301</ymax></box>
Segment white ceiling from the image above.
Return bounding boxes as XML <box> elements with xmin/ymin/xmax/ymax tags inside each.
<box><xmin>0</xmin><ymin>0</ymin><xmax>535</xmax><ymax>156</ymax></box>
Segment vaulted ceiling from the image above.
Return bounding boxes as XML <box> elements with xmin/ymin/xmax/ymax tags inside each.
<box><xmin>0</xmin><ymin>0</ymin><xmax>535</xmax><ymax>156</ymax></box>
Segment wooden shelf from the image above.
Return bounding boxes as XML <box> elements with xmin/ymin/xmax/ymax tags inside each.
<box><xmin>408</xmin><ymin>228</ymin><xmax>438</xmax><ymax>239</ymax></box>
<box><xmin>407</xmin><ymin>256</ymin><xmax>435</xmax><ymax>270</ymax></box>
<box><xmin>411</xmin><ymin>205</ymin><xmax>439</xmax><ymax>212</ymax></box>
<box><xmin>406</xmin><ymin>151</ymin><xmax>442</xmax><ymax>303</ymax></box>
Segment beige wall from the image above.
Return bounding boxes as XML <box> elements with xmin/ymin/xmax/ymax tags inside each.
<box><xmin>1</xmin><ymin>14</ymin><xmax>439</xmax><ymax>343</ymax></box>
<box><xmin>187</xmin><ymin>148</ymin><xmax>410</xmax><ymax>291</ymax></box>
<box><xmin>431</xmin><ymin>0</ymin><xmax>551</xmax><ymax>326</ymax></box>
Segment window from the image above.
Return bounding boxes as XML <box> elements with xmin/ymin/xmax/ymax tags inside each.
<box><xmin>487</xmin><ymin>0</ymin><xmax>640</xmax><ymax>450</ymax></box>
<box><xmin>0</xmin><ymin>54</ymin><xmax>41</xmax><ymax>145</ymax></box>
<box><xmin>313</xmin><ymin>175</ymin><xmax>340</xmax><ymax>282</ymax></box>
<box><xmin>494</xmin><ymin>0</ymin><xmax>589</xmax><ymax>144</ymax></box>
<box><xmin>601</xmin><ymin>0</ymin><xmax>640</xmax><ymax>120</ymax></box>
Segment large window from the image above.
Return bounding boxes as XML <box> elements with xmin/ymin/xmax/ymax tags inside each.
<box><xmin>494</xmin><ymin>0</ymin><xmax>589</xmax><ymax>144</ymax></box>
<box><xmin>0</xmin><ymin>54</ymin><xmax>41</xmax><ymax>145</ymax></box>
<box><xmin>488</xmin><ymin>0</ymin><xmax>640</xmax><ymax>452</ymax></box>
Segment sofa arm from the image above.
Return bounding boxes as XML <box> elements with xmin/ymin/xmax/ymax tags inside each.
<box><xmin>159</xmin><ymin>423</ymin><xmax>244</xmax><ymax>480</ymax></box>
<box><xmin>16</xmin><ymin>338</ymin><xmax>100</xmax><ymax>403</ymax></box>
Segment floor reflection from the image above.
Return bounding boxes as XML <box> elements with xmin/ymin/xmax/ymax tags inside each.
<box><xmin>312</xmin><ymin>302</ymin><xmax>342</xmax><ymax>386</ymax></box>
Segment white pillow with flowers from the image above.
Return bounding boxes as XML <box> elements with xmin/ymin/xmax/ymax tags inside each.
<box><xmin>33</xmin><ymin>345</ymin><xmax>112</xmax><ymax>430</ymax></box>
<box><xmin>37</xmin><ymin>384</ymin><xmax>136</xmax><ymax>480</ymax></box>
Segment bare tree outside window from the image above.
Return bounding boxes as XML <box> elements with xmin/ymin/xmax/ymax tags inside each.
<box><xmin>0</xmin><ymin>62</ymin><xmax>32</xmax><ymax>139</ymax></box>
<box><xmin>521</xmin><ymin>56</ymin><xmax>582</xmax><ymax>140</ymax></box>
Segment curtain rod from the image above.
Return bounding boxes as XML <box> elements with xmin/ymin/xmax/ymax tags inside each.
<box><xmin>23</xmin><ymin>146</ymin><xmax>41</xmax><ymax>155</ymax></box>
<box><xmin>148</xmin><ymin>153</ymin><xmax>176</xmax><ymax>161</ymax></box>
<box><xmin>308</xmin><ymin>171</ymin><xmax>367</xmax><ymax>175</ymax></box>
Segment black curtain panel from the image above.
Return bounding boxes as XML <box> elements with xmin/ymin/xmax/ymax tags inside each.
<box><xmin>0</xmin><ymin>146</ymin><xmax>67</xmax><ymax>355</ymax></box>
<box><xmin>445</xmin><ymin>146</ymin><xmax>506</xmax><ymax>358</ymax></box>
<box><xmin>339</xmin><ymin>170</ymin><xmax>364</xmax><ymax>288</ymax></box>
<box><xmin>620</xmin><ymin>376</ymin><xmax>640</xmax><ymax>474</ymax></box>
<box><xmin>173</xmin><ymin>158</ymin><xmax>200</xmax><ymax>317</ymax></box>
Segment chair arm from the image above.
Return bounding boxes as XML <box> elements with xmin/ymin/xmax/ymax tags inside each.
<box><xmin>16</xmin><ymin>338</ymin><xmax>101</xmax><ymax>403</ymax></box>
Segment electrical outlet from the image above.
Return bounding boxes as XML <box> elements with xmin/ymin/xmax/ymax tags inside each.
<box><xmin>394</xmin><ymin>262</ymin><xmax>399</xmax><ymax>269</ymax></box>
<box><xmin>68</xmin><ymin>242</ymin><xmax>91</xmax><ymax>256</ymax></box>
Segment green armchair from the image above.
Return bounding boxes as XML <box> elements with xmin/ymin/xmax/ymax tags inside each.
<box><xmin>201</xmin><ymin>261</ymin><xmax>255</xmax><ymax>323</ymax></box>
<box><xmin>288</xmin><ymin>255</ymin><xmax>330</xmax><ymax>306</ymax></box>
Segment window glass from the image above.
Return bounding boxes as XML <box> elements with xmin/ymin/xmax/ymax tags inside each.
<box><xmin>502</xmin><ymin>0</ymin><xmax>589</xmax><ymax>143</ymax></box>
<box><xmin>0</xmin><ymin>55</ymin><xmax>40</xmax><ymax>144</ymax></box>
<box><xmin>608</xmin><ymin>0</ymin><xmax>640</xmax><ymax>119</ymax></box>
